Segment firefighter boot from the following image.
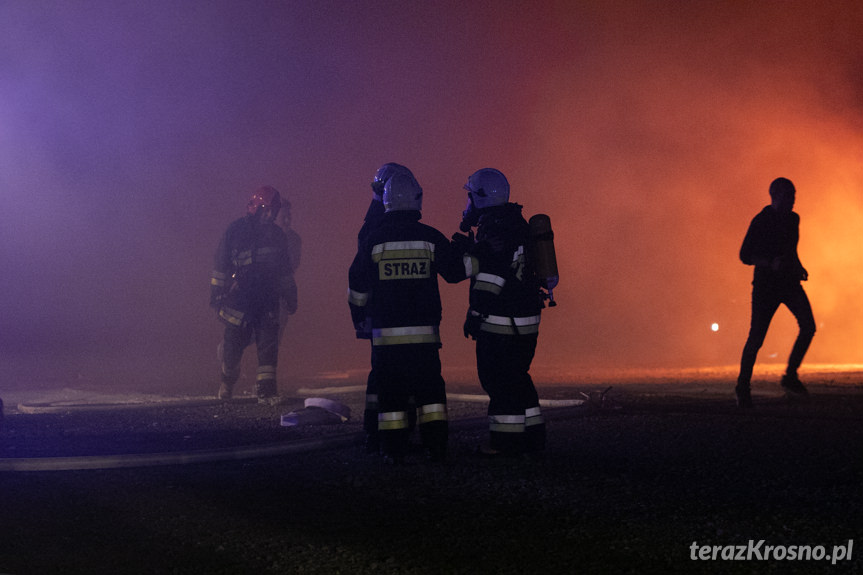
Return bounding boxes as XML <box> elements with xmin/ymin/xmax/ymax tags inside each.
<box><xmin>218</xmin><ymin>382</ymin><xmax>233</xmax><ymax>400</ymax></box>
<box><xmin>363</xmin><ymin>409</ymin><xmax>380</xmax><ymax>455</ymax></box>
<box><xmin>256</xmin><ymin>380</ymin><xmax>279</xmax><ymax>404</ymax></box>
<box><xmin>418</xmin><ymin>417</ymin><xmax>448</xmax><ymax>462</ymax></box>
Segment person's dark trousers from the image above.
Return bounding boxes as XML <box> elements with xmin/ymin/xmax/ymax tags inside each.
<box><xmin>476</xmin><ymin>332</ymin><xmax>545</xmax><ymax>454</ymax></box>
<box><xmin>738</xmin><ymin>282</ymin><xmax>816</xmax><ymax>388</ymax></box>
<box><xmin>372</xmin><ymin>343</ymin><xmax>448</xmax><ymax>459</ymax></box>
<box><xmin>363</xmin><ymin>362</ymin><xmax>379</xmax><ymax>451</ymax></box>
<box><xmin>221</xmin><ymin>313</ymin><xmax>280</xmax><ymax>396</ymax></box>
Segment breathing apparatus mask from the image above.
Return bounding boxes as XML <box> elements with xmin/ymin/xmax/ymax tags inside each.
<box><xmin>459</xmin><ymin>193</ymin><xmax>480</xmax><ymax>232</ymax></box>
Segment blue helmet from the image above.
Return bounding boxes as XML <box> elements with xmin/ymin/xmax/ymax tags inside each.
<box><xmin>464</xmin><ymin>168</ymin><xmax>510</xmax><ymax>209</ymax></box>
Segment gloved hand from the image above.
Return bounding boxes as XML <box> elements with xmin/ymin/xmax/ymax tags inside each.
<box><xmin>451</xmin><ymin>231</ymin><xmax>474</xmax><ymax>254</ymax></box>
<box><xmin>354</xmin><ymin>318</ymin><xmax>372</xmax><ymax>340</ymax></box>
<box><xmin>463</xmin><ymin>310</ymin><xmax>483</xmax><ymax>340</ymax></box>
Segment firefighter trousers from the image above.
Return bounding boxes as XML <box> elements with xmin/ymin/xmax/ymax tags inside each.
<box><xmin>221</xmin><ymin>311</ymin><xmax>279</xmax><ymax>398</ymax></box>
<box><xmin>476</xmin><ymin>332</ymin><xmax>545</xmax><ymax>454</ymax></box>
<box><xmin>371</xmin><ymin>343</ymin><xmax>448</xmax><ymax>459</ymax></box>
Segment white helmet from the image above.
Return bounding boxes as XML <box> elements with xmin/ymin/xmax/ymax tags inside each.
<box><xmin>383</xmin><ymin>172</ymin><xmax>423</xmax><ymax>212</ymax></box>
<box><xmin>464</xmin><ymin>168</ymin><xmax>510</xmax><ymax>209</ymax></box>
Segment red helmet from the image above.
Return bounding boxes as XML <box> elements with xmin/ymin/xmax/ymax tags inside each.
<box><xmin>247</xmin><ymin>186</ymin><xmax>282</xmax><ymax>217</ymax></box>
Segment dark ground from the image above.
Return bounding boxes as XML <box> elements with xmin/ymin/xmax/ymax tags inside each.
<box><xmin>1</xmin><ymin>374</ymin><xmax>862</xmax><ymax>575</ymax></box>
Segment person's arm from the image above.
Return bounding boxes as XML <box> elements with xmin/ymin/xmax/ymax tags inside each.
<box><xmin>348</xmin><ymin>247</ymin><xmax>371</xmax><ymax>337</ymax></box>
<box><xmin>739</xmin><ymin>215</ymin><xmax>779</xmax><ymax>269</ymax></box>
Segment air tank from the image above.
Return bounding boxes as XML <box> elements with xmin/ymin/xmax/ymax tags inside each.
<box><xmin>528</xmin><ymin>214</ymin><xmax>559</xmax><ymax>306</ymax></box>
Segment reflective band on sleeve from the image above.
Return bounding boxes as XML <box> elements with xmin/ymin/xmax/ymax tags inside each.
<box><xmin>210</xmin><ymin>270</ymin><xmax>227</xmax><ymax>287</ymax></box>
<box><xmin>525</xmin><ymin>406</ymin><xmax>545</xmax><ymax>427</ymax></box>
<box><xmin>488</xmin><ymin>414</ymin><xmax>526</xmax><ymax>433</ymax></box>
<box><xmin>473</xmin><ymin>272</ymin><xmax>505</xmax><ymax>295</ymax></box>
<box><xmin>418</xmin><ymin>403</ymin><xmax>448</xmax><ymax>424</ymax></box>
<box><xmin>463</xmin><ymin>255</ymin><xmax>479</xmax><ymax>278</ymax></box>
<box><xmin>378</xmin><ymin>410</ymin><xmax>409</xmax><ymax>430</ymax></box>
<box><xmin>233</xmin><ymin>249</ymin><xmax>253</xmax><ymax>267</ymax></box>
<box><xmin>372</xmin><ymin>325</ymin><xmax>440</xmax><ymax>346</ymax></box>
<box><xmin>348</xmin><ymin>288</ymin><xmax>369</xmax><ymax>307</ymax></box>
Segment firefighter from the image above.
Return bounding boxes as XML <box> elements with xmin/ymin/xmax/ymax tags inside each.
<box><xmin>210</xmin><ymin>186</ymin><xmax>295</xmax><ymax>403</ymax></box>
<box><xmin>348</xmin><ymin>171</ymin><xmax>468</xmax><ymax>463</ymax></box>
<box><xmin>356</xmin><ymin>162</ymin><xmax>417</xmax><ymax>454</ymax></box>
<box><xmin>455</xmin><ymin>168</ymin><xmax>546</xmax><ymax>458</ymax></box>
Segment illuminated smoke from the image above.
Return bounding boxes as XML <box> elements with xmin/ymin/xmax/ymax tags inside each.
<box><xmin>1</xmin><ymin>1</ymin><xmax>860</xmax><ymax>392</ymax></box>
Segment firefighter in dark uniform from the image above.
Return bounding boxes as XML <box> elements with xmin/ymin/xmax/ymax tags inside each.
<box><xmin>356</xmin><ymin>163</ymin><xmax>417</xmax><ymax>454</ymax></box>
<box><xmin>456</xmin><ymin>168</ymin><xmax>546</xmax><ymax>457</ymax></box>
<box><xmin>736</xmin><ymin>177</ymin><xmax>815</xmax><ymax>407</ymax></box>
<box><xmin>348</xmin><ymin>172</ymin><xmax>468</xmax><ymax>463</ymax></box>
<box><xmin>210</xmin><ymin>186</ymin><xmax>295</xmax><ymax>403</ymax></box>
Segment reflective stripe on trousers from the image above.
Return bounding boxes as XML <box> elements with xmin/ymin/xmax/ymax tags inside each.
<box><xmin>525</xmin><ymin>406</ymin><xmax>544</xmax><ymax>428</ymax></box>
<box><xmin>378</xmin><ymin>410</ymin><xmax>409</xmax><ymax>431</ymax></box>
<box><xmin>489</xmin><ymin>414</ymin><xmax>525</xmax><ymax>433</ymax></box>
<box><xmin>256</xmin><ymin>364</ymin><xmax>276</xmax><ymax>382</ymax></box>
<box><xmin>418</xmin><ymin>403</ymin><xmax>447</xmax><ymax>424</ymax></box>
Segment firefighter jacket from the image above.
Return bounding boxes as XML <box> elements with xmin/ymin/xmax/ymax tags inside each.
<box><xmin>357</xmin><ymin>198</ymin><xmax>385</xmax><ymax>250</ymax></box>
<box><xmin>348</xmin><ymin>210</ymin><xmax>468</xmax><ymax>346</ymax></box>
<box><xmin>740</xmin><ymin>205</ymin><xmax>806</xmax><ymax>289</ymax></box>
<box><xmin>210</xmin><ymin>215</ymin><xmax>295</xmax><ymax>327</ymax></box>
<box><xmin>466</xmin><ymin>203</ymin><xmax>544</xmax><ymax>336</ymax></box>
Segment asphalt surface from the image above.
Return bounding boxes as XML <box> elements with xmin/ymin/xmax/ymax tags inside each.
<box><xmin>1</xmin><ymin>375</ymin><xmax>862</xmax><ymax>575</ymax></box>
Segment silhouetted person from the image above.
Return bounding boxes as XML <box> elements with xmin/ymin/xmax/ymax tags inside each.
<box><xmin>736</xmin><ymin>177</ymin><xmax>816</xmax><ymax>407</ymax></box>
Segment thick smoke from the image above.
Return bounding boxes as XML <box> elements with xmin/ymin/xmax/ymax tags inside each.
<box><xmin>1</xmin><ymin>1</ymin><xmax>861</xmax><ymax>393</ymax></box>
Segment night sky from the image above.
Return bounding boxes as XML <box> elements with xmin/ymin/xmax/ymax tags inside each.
<box><xmin>2</xmin><ymin>1</ymin><xmax>861</xmax><ymax>392</ymax></box>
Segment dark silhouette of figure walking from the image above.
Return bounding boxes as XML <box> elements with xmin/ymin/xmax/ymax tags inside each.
<box><xmin>736</xmin><ymin>177</ymin><xmax>816</xmax><ymax>407</ymax></box>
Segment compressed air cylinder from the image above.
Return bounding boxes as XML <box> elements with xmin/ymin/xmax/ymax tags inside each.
<box><xmin>528</xmin><ymin>214</ymin><xmax>559</xmax><ymax>291</ymax></box>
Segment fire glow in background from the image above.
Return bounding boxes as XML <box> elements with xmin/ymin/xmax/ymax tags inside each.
<box><xmin>1</xmin><ymin>1</ymin><xmax>861</xmax><ymax>390</ymax></box>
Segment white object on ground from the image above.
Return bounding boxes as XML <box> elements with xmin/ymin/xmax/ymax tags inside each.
<box><xmin>280</xmin><ymin>398</ymin><xmax>351</xmax><ymax>426</ymax></box>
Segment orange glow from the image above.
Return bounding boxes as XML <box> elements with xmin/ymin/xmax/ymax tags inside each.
<box><xmin>2</xmin><ymin>2</ymin><xmax>861</xmax><ymax>392</ymax></box>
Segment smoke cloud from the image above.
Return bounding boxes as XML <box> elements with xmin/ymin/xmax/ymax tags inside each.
<box><xmin>2</xmin><ymin>1</ymin><xmax>861</xmax><ymax>392</ymax></box>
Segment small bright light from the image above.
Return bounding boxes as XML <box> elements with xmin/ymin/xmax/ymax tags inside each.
<box><xmin>711</xmin><ymin>323</ymin><xmax>719</xmax><ymax>332</ymax></box>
